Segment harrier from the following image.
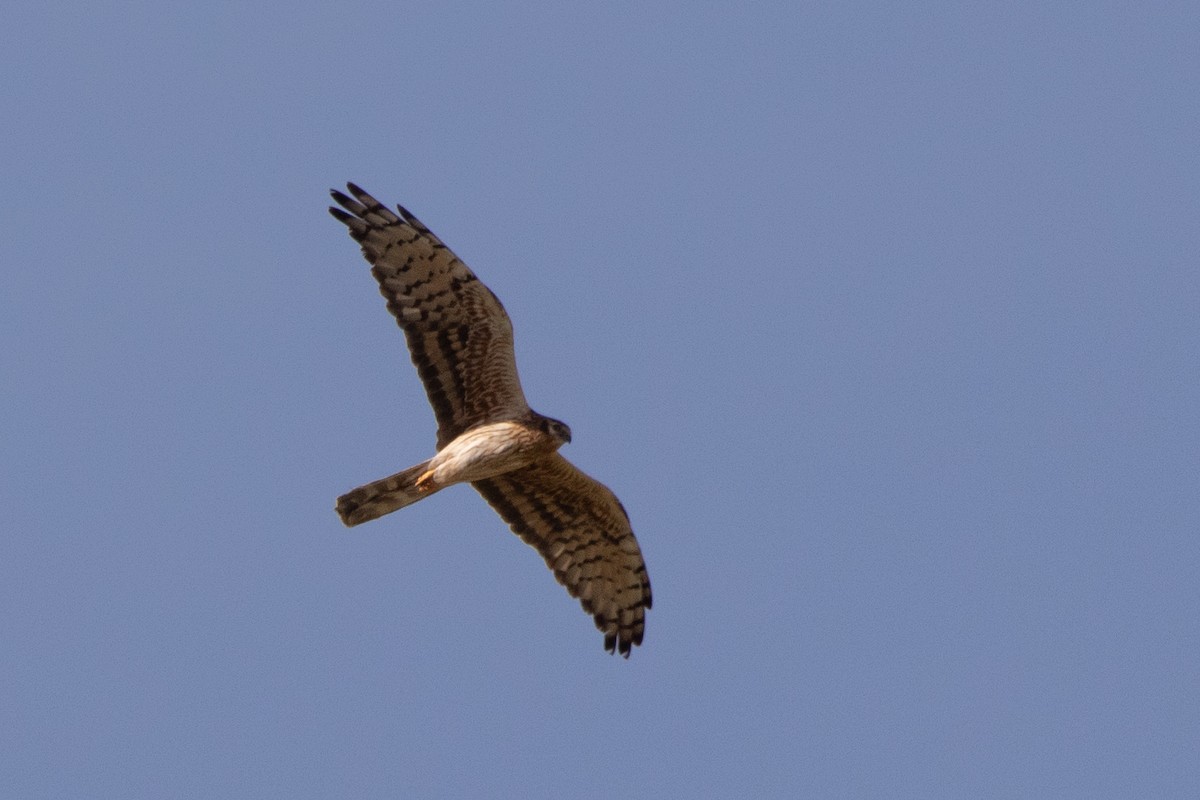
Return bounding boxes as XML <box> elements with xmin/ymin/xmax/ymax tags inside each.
<box><xmin>330</xmin><ymin>184</ymin><xmax>651</xmax><ymax>656</ymax></box>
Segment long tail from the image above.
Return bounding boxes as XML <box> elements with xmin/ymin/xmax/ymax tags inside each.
<box><xmin>336</xmin><ymin>459</ymin><xmax>438</xmax><ymax>526</ymax></box>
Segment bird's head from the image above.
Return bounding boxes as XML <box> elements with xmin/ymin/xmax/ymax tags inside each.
<box><xmin>538</xmin><ymin>415</ymin><xmax>573</xmax><ymax>446</ymax></box>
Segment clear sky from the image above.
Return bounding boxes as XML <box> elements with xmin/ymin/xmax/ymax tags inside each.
<box><xmin>3</xmin><ymin>3</ymin><xmax>1197</xmax><ymax>797</ymax></box>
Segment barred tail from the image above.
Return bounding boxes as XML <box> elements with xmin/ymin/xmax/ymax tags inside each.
<box><xmin>336</xmin><ymin>459</ymin><xmax>437</xmax><ymax>526</ymax></box>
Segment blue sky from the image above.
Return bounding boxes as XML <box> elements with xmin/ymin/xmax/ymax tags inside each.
<box><xmin>3</xmin><ymin>2</ymin><xmax>1197</xmax><ymax>797</ymax></box>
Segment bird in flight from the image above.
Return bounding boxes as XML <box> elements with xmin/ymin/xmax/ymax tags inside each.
<box><xmin>330</xmin><ymin>184</ymin><xmax>652</xmax><ymax>656</ymax></box>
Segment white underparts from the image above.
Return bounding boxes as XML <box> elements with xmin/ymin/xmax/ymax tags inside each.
<box><xmin>425</xmin><ymin>420</ymin><xmax>562</xmax><ymax>486</ymax></box>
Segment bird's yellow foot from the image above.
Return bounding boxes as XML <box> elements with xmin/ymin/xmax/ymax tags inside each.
<box><xmin>415</xmin><ymin>469</ymin><xmax>437</xmax><ymax>493</ymax></box>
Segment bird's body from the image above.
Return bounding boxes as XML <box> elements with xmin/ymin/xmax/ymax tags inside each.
<box><xmin>336</xmin><ymin>416</ymin><xmax>568</xmax><ymax>524</ymax></box>
<box><xmin>330</xmin><ymin>184</ymin><xmax>651</xmax><ymax>656</ymax></box>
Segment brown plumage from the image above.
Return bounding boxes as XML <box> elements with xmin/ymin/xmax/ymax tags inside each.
<box><xmin>330</xmin><ymin>184</ymin><xmax>651</xmax><ymax>657</ymax></box>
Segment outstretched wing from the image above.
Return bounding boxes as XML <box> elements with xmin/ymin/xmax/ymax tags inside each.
<box><xmin>330</xmin><ymin>184</ymin><xmax>530</xmax><ymax>448</ymax></box>
<box><xmin>472</xmin><ymin>454</ymin><xmax>652</xmax><ymax>657</ymax></box>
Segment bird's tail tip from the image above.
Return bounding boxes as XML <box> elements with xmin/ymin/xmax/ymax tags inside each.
<box><xmin>335</xmin><ymin>459</ymin><xmax>435</xmax><ymax>526</ymax></box>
